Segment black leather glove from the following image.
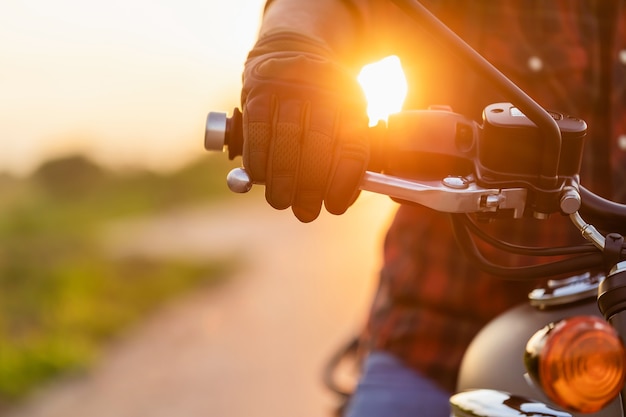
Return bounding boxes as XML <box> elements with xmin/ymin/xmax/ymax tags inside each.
<box><xmin>241</xmin><ymin>33</ymin><xmax>369</xmax><ymax>222</ymax></box>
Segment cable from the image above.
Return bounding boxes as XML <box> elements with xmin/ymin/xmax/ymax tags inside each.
<box><xmin>450</xmin><ymin>214</ymin><xmax>604</xmax><ymax>279</ymax></box>
<box><xmin>460</xmin><ymin>214</ymin><xmax>599</xmax><ymax>257</ymax></box>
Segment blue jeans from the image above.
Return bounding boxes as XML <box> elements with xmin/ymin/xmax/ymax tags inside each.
<box><xmin>344</xmin><ymin>351</ymin><xmax>451</xmax><ymax>417</ymax></box>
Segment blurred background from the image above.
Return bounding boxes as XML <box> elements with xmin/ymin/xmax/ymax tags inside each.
<box><xmin>0</xmin><ymin>1</ymin><xmax>399</xmax><ymax>416</ymax></box>
<box><xmin>1</xmin><ymin>0</ymin><xmax>264</xmax><ymax>176</ymax></box>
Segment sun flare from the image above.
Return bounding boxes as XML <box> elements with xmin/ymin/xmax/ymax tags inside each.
<box><xmin>358</xmin><ymin>55</ymin><xmax>408</xmax><ymax>126</ymax></box>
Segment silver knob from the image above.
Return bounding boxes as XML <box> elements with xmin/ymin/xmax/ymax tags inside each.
<box><xmin>227</xmin><ymin>168</ymin><xmax>253</xmax><ymax>193</ymax></box>
<box><xmin>560</xmin><ymin>188</ymin><xmax>581</xmax><ymax>214</ymax></box>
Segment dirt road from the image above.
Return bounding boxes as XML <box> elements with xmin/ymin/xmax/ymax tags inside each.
<box><xmin>4</xmin><ymin>191</ymin><xmax>397</xmax><ymax>417</ymax></box>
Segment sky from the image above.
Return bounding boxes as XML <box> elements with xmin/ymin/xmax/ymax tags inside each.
<box><xmin>0</xmin><ymin>0</ymin><xmax>265</xmax><ymax>176</ymax></box>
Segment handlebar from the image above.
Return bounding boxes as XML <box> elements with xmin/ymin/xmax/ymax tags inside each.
<box><xmin>204</xmin><ymin>107</ymin><xmax>626</xmax><ymax>280</ymax></box>
<box><xmin>204</xmin><ymin>107</ymin><xmax>585</xmax><ymax>220</ymax></box>
<box><xmin>205</xmin><ymin>112</ymin><xmax>529</xmax><ymax>217</ymax></box>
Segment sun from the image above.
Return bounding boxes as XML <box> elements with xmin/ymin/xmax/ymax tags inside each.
<box><xmin>357</xmin><ymin>55</ymin><xmax>408</xmax><ymax>126</ymax></box>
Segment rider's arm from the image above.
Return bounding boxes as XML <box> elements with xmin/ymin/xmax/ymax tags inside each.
<box><xmin>260</xmin><ymin>0</ymin><xmax>361</xmax><ymax>59</ymax></box>
<box><xmin>258</xmin><ymin>0</ymin><xmax>404</xmax><ymax>66</ymax></box>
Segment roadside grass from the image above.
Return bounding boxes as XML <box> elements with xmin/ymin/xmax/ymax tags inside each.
<box><xmin>0</xmin><ymin>154</ymin><xmax>239</xmax><ymax>405</ymax></box>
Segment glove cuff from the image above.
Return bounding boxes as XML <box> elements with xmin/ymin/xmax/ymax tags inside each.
<box><xmin>247</xmin><ymin>31</ymin><xmax>335</xmax><ymax>60</ymax></box>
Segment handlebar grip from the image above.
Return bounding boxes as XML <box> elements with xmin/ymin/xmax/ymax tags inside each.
<box><xmin>204</xmin><ymin>109</ymin><xmax>382</xmax><ymax>194</ymax></box>
<box><xmin>204</xmin><ymin>108</ymin><xmax>243</xmax><ymax>159</ymax></box>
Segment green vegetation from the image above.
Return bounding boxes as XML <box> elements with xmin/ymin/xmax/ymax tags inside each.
<box><xmin>0</xmin><ymin>154</ymin><xmax>240</xmax><ymax>405</ymax></box>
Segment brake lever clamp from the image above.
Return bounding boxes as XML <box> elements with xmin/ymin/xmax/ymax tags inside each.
<box><xmin>379</xmin><ymin>105</ymin><xmax>586</xmax><ymax>219</ymax></box>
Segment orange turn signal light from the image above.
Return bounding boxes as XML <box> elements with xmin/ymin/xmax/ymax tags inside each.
<box><xmin>525</xmin><ymin>316</ymin><xmax>626</xmax><ymax>413</ymax></box>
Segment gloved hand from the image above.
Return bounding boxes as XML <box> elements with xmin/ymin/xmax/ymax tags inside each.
<box><xmin>241</xmin><ymin>33</ymin><xmax>369</xmax><ymax>222</ymax></box>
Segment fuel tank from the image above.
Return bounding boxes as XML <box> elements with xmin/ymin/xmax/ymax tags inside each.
<box><xmin>456</xmin><ymin>272</ymin><xmax>623</xmax><ymax>417</ymax></box>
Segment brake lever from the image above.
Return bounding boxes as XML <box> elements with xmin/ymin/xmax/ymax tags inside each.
<box><xmin>226</xmin><ymin>166</ymin><xmax>528</xmax><ymax>218</ymax></box>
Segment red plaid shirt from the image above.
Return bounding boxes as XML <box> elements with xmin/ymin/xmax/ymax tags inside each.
<box><xmin>350</xmin><ymin>0</ymin><xmax>626</xmax><ymax>392</ymax></box>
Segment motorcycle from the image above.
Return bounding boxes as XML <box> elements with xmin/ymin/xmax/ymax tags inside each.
<box><xmin>203</xmin><ymin>1</ymin><xmax>626</xmax><ymax>416</ymax></box>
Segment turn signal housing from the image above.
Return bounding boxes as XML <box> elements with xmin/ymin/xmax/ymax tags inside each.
<box><xmin>525</xmin><ymin>316</ymin><xmax>626</xmax><ymax>413</ymax></box>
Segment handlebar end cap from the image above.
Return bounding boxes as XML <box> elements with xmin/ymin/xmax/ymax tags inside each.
<box><xmin>205</xmin><ymin>112</ymin><xmax>228</xmax><ymax>152</ymax></box>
